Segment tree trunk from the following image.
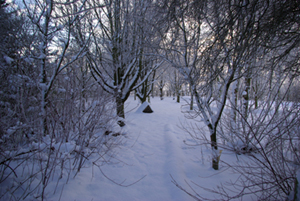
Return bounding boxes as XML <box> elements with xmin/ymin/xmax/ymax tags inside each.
<box><xmin>160</xmin><ymin>80</ymin><xmax>164</xmax><ymax>100</ymax></box>
<box><xmin>176</xmin><ymin>93</ymin><xmax>180</xmax><ymax>103</ymax></box>
<box><xmin>255</xmin><ymin>95</ymin><xmax>258</xmax><ymax>109</ymax></box>
<box><xmin>212</xmin><ymin>157</ymin><xmax>219</xmax><ymax>170</ymax></box>
<box><xmin>230</xmin><ymin>78</ymin><xmax>238</xmax><ymax>137</ymax></box>
<box><xmin>160</xmin><ymin>87</ymin><xmax>163</xmax><ymax>100</ymax></box>
<box><xmin>242</xmin><ymin>76</ymin><xmax>250</xmax><ymax>120</ymax></box>
<box><xmin>116</xmin><ymin>101</ymin><xmax>125</xmax><ymax>119</ymax></box>
<box><xmin>190</xmin><ymin>85</ymin><xmax>193</xmax><ymax>110</ymax></box>
<box><xmin>209</xmin><ymin>125</ymin><xmax>219</xmax><ymax>170</ymax></box>
<box><xmin>116</xmin><ymin>92</ymin><xmax>125</xmax><ymax>119</ymax></box>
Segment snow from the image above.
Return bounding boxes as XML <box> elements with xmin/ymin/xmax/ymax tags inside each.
<box><xmin>135</xmin><ymin>101</ymin><xmax>151</xmax><ymax>113</ymax></box>
<box><xmin>4</xmin><ymin>55</ymin><xmax>14</xmax><ymax>64</ymax></box>
<box><xmin>6</xmin><ymin>97</ymin><xmax>251</xmax><ymax>200</ymax></box>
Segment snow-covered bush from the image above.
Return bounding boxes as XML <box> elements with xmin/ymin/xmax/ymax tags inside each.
<box><xmin>0</xmin><ymin>2</ymin><xmax>121</xmax><ymax>199</ymax></box>
<box><xmin>215</xmin><ymin>101</ymin><xmax>300</xmax><ymax>200</ymax></box>
<box><xmin>0</xmin><ymin>66</ymin><xmax>121</xmax><ymax>200</ymax></box>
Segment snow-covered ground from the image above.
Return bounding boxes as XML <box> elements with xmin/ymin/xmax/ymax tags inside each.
<box><xmin>47</xmin><ymin>96</ymin><xmax>244</xmax><ymax>201</ymax></box>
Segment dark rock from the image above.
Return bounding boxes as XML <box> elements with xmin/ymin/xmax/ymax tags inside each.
<box><xmin>117</xmin><ymin>120</ymin><xmax>126</xmax><ymax>127</ymax></box>
<box><xmin>136</xmin><ymin>102</ymin><xmax>154</xmax><ymax>113</ymax></box>
<box><xmin>112</xmin><ymin>133</ymin><xmax>120</xmax><ymax>137</ymax></box>
<box><xmin>143</xmin><ymin>105</ymin><xmax>153</xmax><ymax>113</ymax></box>
<box><xmin>104</xmin><ymin>130</ymin><xmax>112</xmax><ymax>135</ymax></box>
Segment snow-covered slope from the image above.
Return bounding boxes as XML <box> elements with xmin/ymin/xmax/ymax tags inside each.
<box><xmin>48</xmin><ymin>97</ymin><xmax>242</xmax><ymax>201</ymax></box>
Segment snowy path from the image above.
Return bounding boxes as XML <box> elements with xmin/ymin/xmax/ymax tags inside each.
<box><xmin>119</xmin><ymin>98</ymin><xmax>193</xmax><ymax>200</ymax></box>
<box><xmin>49</xmin><ymin>97</ymin><xmax>233</xmax><ymax>201</ymax></box>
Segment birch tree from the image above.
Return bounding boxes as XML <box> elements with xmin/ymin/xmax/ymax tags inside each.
<box><xmin>0</xmin><ymin>0</ymin><xmax>28</xmax><ymax>137</ymax></box>
<box><xmin>0</xmin><ymin>1</ymin><xmax>121</xmax><ymax>199</ymax></box>
<box><xmin>22</xmin><ymin>0</ymin><xmax>88</xmax><ymax>135</ymax></box>
<box><xmin>155</xmin><ymin>65</ymin><xmax>169</xmax><ymax>100</ymax></box>
<box><xmin>85</xmin><ymin>0</ymin><xmax>162</xmax><ymax>123</ymax></box>
<box><xmin>162</xmin><ymin>0</ymin><xmax>268</xmax><ymax>170</ymax></box>
<box><xmin>170</xmin><ymin>0</ymin><xmax>300</xmax><ymax>199</ymax></box>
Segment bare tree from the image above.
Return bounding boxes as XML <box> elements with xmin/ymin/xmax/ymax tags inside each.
<box><xmin>83</xmin><ymin>0</ymin><xmax>162</xmax><ymax>123</ymax></box>
<box><xmin>22</xmin><ymin>0</ymin><xmax>88</xmax><ymax>135</ymax></box>
<box><xmin>0</xmin><ymin>0</ymin><xmax>122</xmax><ymax>200</ymax></box>
<box><xmin>161</xmin><ymin>0</ymin><xmax>263</xmax><ymax>169</ymax></box>
<box><xmin>168</xmin><ymin>0</ymin><xmax>300</xmax><ymax>199</ymax></box>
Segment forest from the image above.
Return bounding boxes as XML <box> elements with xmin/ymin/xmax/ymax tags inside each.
<box><xmin>0</xmin><ymin>0</ymin><xmax>300</xmax><ymax>200</ymax></box>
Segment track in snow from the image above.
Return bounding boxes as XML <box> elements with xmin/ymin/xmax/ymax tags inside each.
<box><xmin>121</xmin><ymin>97</ymin><xmax>196</xmax><ymax>201</ymax></box>
<box><xmin>50</xmin><ymin>97</ymin><xmax>221</xmax><ymax>201</ymax></box>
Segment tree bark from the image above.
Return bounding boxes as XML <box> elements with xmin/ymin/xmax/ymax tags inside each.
<box><xmin>190</xmin><ymin>85</ymin><xmax>193</xmax><ymax>110</ymax></box>
<box><xmin>160</xmin><ymin>80</ymin><xmax>164</xmax><ymax>100</ymax></box>
<box><xmin>116</xmin><ymin>92</ymin><xmax>125</xmax><ymax>119</ymax></box>
<box><xmin>176</xmin><ymin>93</ymin><xmax>180</xmax><ymax>103</ymax></box>
<box><xmin>209</xmin><ymin>125</ymin><xmax>219</xmax><ymax>170</ymax></box>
